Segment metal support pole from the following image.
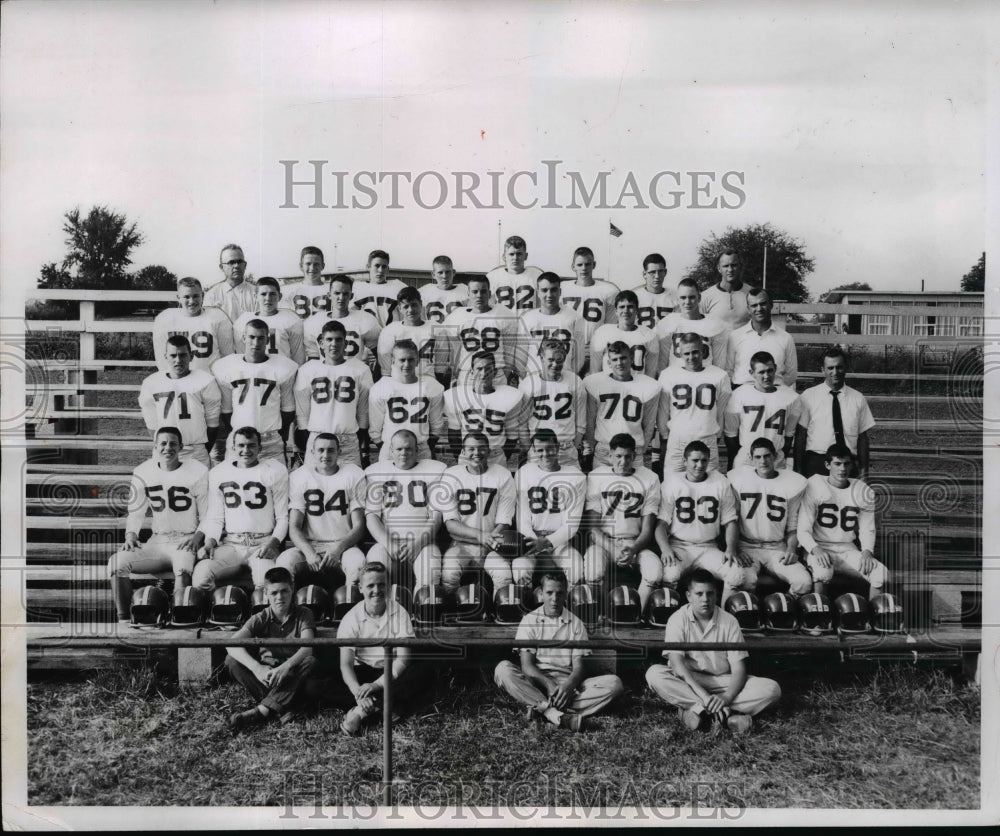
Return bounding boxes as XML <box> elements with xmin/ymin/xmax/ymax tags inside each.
<box><xmin>382</xmin><ymin>644</ymin><xmax>393</xmax><ymax>806</ymax></box>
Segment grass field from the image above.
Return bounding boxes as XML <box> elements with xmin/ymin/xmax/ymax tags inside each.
<box><xmin>27</xmin><ymin>661</ymin><xmax>979</xmax><ymax>810</ymax></box>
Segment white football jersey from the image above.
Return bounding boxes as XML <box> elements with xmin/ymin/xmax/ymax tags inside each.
<box><xmin>421</xmin><ymin>284</ymin><xmax>468</xmax><ymax>325</ymax></box>
<box><xmin>153</xmin><ymin>307</ymin><xmax>234</xmax><ymax>373</ymax></box>
<box><xmin>487</xmin><ymin>266</ymin><xmax>543</xmax><ymax>311</ymax></box>
<box><xmin>368</xmin><ymin>376</ymin><xmax>446</xmax><ymax>449</ymax></box>
<box><xmin>280</xmin><ymin>281</ymin><xmax>331</xmax><ymax>320</ymax></box>
<box><xmin>442</xmin><ymin>305</ymin><xmax>519</xmax><ymax>377</ymax></box>
<box><xmin>560</xmin><ymin>280</ymin><xmax>620</xmax><ymax>344</ymax></box>
<box><xmin>723</xmin><ymin>384</ymin><xmax>801</xmax><ymax>469</ymax></box>
<box><xmin>289</xmin><ymin>463</ymin><xmax>366</xmax><ymax>543</ymax></box>
<box><xmin>727</xmin><ymin>466</ymin><xmax>807</xmax><ymax>544</ymax></box>
<box><xmin>139</xmin><ymin>370</ymin><xmax>222</xmax><ymax>447</ymax></box>
<box><xmin>444</xmin><ymin>384</ymin><xmax>525</xmax><ymax>454</ymax></box>
<box><xmin>377</xmin><ymin>321</ymin><xmax>441</xmax><ymax>379</ymax></box>
<box><xmin>364</xmin><ymin>459</ymin><xmax>447</xmax><ymax>532</ymax></box>
<box><xmin>200</xmin><ymin>458</ymin><xmax>290</xmax><ymax>543</ymax></box>
<box><xmin>232</xmin><ymin>310</ymin><xmax>306</xmax><ymax>365</ymax></box>
<box><xmin>517</xmin><ymin>308</ymin><xmax>586</xmax><ymax>376</ymax></box>
<box><xmin>515</xmin><ymin>463</ymin><xmax>587</xmax><ymax>546</ymax></box>
<box><xmin>351</xmin><ymin>279</ymin><xmax>408</xmax><ymax>327</ymax></box>
<box><xmin>632</xmin><ymin>287</ymin><xmax>676</xmax><ymax>330</ymax></box>
<box><xmin>438</xmin><ymin>463</ymin><xmax>517</xmax><ymax>534</ymax></box>
<box><xmin>659</xmin><ymin>471</ymin><xmax>738</xmax><ymax>545</ymax></box>
<box><xmin>590</xmin><ymin>324</ymin><xmax>659</xmax><ymax>377</ymax></box>
<box><xmin>797</xmin><ymin>475</ymin><xmax>877</xmax><ymax>552</ymax></box>
<box><xmin>519</xmin><ymin>372</ymin><xmax>586</xmax><ymax>444</ymax></box>
<box><xmin>655</xmin><ymin>313</ymin><xmax>730</xmax><ymax>371</ymax></box>
<box><xmin>584</xmin><ymin>372</ymin><xmax>660</xmax><ymax>445</ymax></box>
<box><xmin>293</xmin><ymin>358</ymin><xmax>373</xmax><ymax>434</ymax></box>
<box><xmin>212</xmin><ymin>354</ymin><xmax>297</xmax><ymax>434</ymax></box>
<box><xmin>303</xmin><ymin>310</ymin><xmax>380</xmax><ymax>362</ymax></box>
<box><xmin>585</xmin><ymin>465</ymin><xmax>661</xmax><ymax>539</ymax></box>
<box><xmin>125</xmin><ymin>458</ymin><xmax>209</xmax><ymax>536</ymax></box>
<box><xmin>656</xmin><ymin>363</ymin><xmax>731</xmax><ymax>440</ymax></box>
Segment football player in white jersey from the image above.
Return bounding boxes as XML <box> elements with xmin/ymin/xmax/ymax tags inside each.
<box><xmin>724</xmin><ymin>351</ymin><xmax>801</xmax><ymax>470</ymax></box>
<box><xmin>654</xmin><ymin>441</ymin><xmax>747</xmax><ymax>602</ymax></box>
<box><xmin>444</xmin><ymin>350</ymin><xmax>525</xmax><ymax>468</ymax></box>
<box><xmin>515</xmin><ymin>429</ymin><xmax>587</xmax><ymax>586</ymax></box>
<box><xmin>519</xmin><ymin>339</ymin><xmax>586</xmax><ymax>467</ymax></box>
<box><xmin>487</xmin><ymin>235</ymin><xmax>543</xmax><ymax>312</ymax></box>
<box><xmin>797</xmin><ymin>444</ymin><xmax>888</xmax><ymax>597</ymax></box>
<box><xmin>364</xmin><ymin>429</ymin><xmax>447</xmax><ymax>589</ymax></box>
<box><xmin>369</xmin><ymin>340</ymin><xmax>446</xmax><ymax>461</ymax></box>
<box><xmin>293</xmin><ymin>319</ymin><xmax>372</xmax><ymax>469</ymax></box>
<box><xmin>584</xmin><ymin>341</ymin><xmax>660</xmax><ymax>468</ymax></box>
<box><xmin>352</xmin><ymin>249</ymin><xmax>407</xmax><ymax>327</ymax></box>
<box><xmin>376</xmin><ymin>286</ymin><xmax>441</xmax><ymax>382</ymax></box>
<box><xmin>107</xmin><ymin>427</ymin><xmax>209</xmax><ymax>622</ymax></box>
<box><xmin>443</xmin><ymin>275</ymin><xmax>519</xmax><ymax>387</ymax></box>
<box><xmin>582</xmin><ymin>434</ymin><xmax>661</xmax><ymax>611</ymax></box>
<box><xmin>421</xmin><ymin>255</ymin><xmax>468</xmax><ymax>325</ymax></box>
<box><xmin>281</xmin><ymin>246</ymin><xmax>331</xmax><ymax>320</ymax></box>
<box><xmin>516</xmin><ymin>271</ymin><xmax>586</xmax><ymax>378</ymax></box>
<box><xmin>439</xmin><ymin>432</ymin><xmax>519</xmax><ymax>591</ymax></box>
<box><xmin>655</xmin><ymin>279</ymin><xmax>729</xmax><ymax>371</ymax></box>
<box><xmin>232</xmin><ymin>277</ymin><xmax>306</xmax><ymax>364</ymax></box>
<box><xmin>657</xmin><ymin>333</ymin><xmax>731</xmax><ymax>474</ymax></box>
<box><xmin>277</xmin><ymin>433</ymin><xmax>368</xmax><ymax>590</ymax></box>
<box><xmin>589</xmin><ymin>291</ymin><xmax>659</xmax><ymax>378</ymax></box>
<box><xmin>560</xmin><ymin>246</ymin><xmax>619</xmax><ymax>353</ymax></box>
<box><xmin>139</xmin><ymin>335</ymin><xmax>221</xmax><ymax>468</ymax></box>
<box><xmin>152</xmin><ymin>277</ymin><xmax>234</xmax><ymax>373</ymax></box>
<box><xmin>632</xmin><ymin>253</ymin><xmax>675</xmax><ymax>330</ymax></box>
<box><xmin>728</xmin><ymin>438</ymin><xmax>811</xmax><ymax>597</ymax></box>
<box><xmin>303</xmin><ymin>275</ymin><xmax>380</xmax><ymax>366</ymax></box>
<box><xmin>193</xmin><ymin>426</ymin><xmax>290</xmax><ymax>593</ymax></box>
<box><xmin>212</xmin><ymin>319</ymin><xmax>297</xmax><ymax>465</ymax></box>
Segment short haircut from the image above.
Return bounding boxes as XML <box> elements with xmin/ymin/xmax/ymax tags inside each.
<box><xmin>470</xmin><ymin>350</ymin><xmax>496</xmax><ymax>369</ymax></box>
<box><xmin>538</xmin><ymin>338</ymin><xmax>567</xmax><ymax>358</ymax></box>
<box><xmin>233</xmin><ymin>426</ymin><xmax>262</xmax><ymax>444</ymax></box>
<box><xmin>749</xmin><ymin>437</ymin><xmax>776</xmax><ymax>455</ymax></box>
<box><xmin>165</xmin><ymin>334</ymin><xmax>192</xmax><ymax>351</ymax></box>
<box><xmin>536</xmin><ymin>271</ymin><xmax>561</xmax><ymax>286</ymax></box>
<box><xmin>538</xmin><ymin>569</ymin><xmax>568</xmax><ymax>590</ymax></box>
<box><xmin>608</xmin><ymin>433</ymin><xmax>636</xmax><ymax>452</ymax></box>
<box><xmin>823</xmin><ymin>347</ymin><xmax>848</xmax><ymax>364</ymax></box>
<box><xmin>503</xmin><ymin>235</ymin><xmax>527</xmax><ymax>251</ymax></box>
<box><xmin>572</xmin><ymin>246</ymin><xmax>594</xmax><ymax>260</ymax></box>
<box><xmin>362</xmin><ymin>561</ymin><xmax>388</xmax><ymax>579</ymax></box>
<box><xmin>677</xmin><ymin>278</ymin><xmax>700</xmax><ymax>292</ymax></box>
<box><xmin>462</xmin><ymin>431</ymin><xmax>490</xmax><ymax>447</ymax></box>
<box><xmin>367</xmin><ymin>249</ymin><xmax>390</xmax><ymax>265</ymax></box>
<box><xmin>219</xmin><ymin>243</ymin><xmax>244</xmax><ymax>263</ymax></box>
<box><xmin>683</xmin><ymin>439</ymin><xmax>711</xmax><ymax>459</ymax></box>
<box><xmin>643</xmin><ymin>253</ymin><xmax>666</xmax><ymax>271</ymax></box>
<box><xmin>747</xmin><ymin>286</ymin><xmax>770</xmax><ymax>303</ymax></box>
<box><xmin>255</xmin><ymin>276</ymin><xmax>280</xmax><ymax>292</ymax></box>
<box><xmin>264</xmin><ymin>567</ymin><xmax>293</xmax><ymax>587</ymax></box>
<box><xmin>244</xmin><ymin>318</ymin><xmax>269</xmax><ymax>334</ymax></box>
<box><xmin>320</xmin><ymin>319</ymin><xmax>347</xmax><ymax>337</ymax></box>
<box><xmin>397</xmin><ymin>285</ymin><xmax>422</xmax><ymax>304</ymax></box>
<box><xmin>390</xmin><ymin>428</ymin><xmax>418</xmax><ymax>446</ymax></box>
<box><xmin>300</xmin><ymin>246</ymin><xmax>324</xmax><ymax>262</ymax></box>
<box><xmin>606</xmin><ymin>340</ymin><xmax>631</xmax><ymax>357</ymax></box>
<box><xmin>391</xmin><ymin>339</ymin><xmax>419</xmax><ymax>357</ymax></box>
<box><xmin>531</xmin><ymin>428</ymin><xmax>559</xmax><ymax>448</ymax></box>
<box><xmin>155</xmin><ymin>426</ymin><xmax>183</xmax><ymax>445</ymax></box>
<box><xmin>432</xmin><ymin>254</ymin><xmax>453</xmax><ymax>268</ymax></box>
<box><xmin>825</xmin><ymin>443</ymin><xmax>854</xmax><ymax>463</ymax></box>
<box><xmin>312</xmin><ymin>432</ymin><xmax>340</xmax><ymax>449</ymax></box>
<box><xmin>716</xmin><ymin>248</ymin><xmax>742</xmax><ymax>265</ymax></box>
<box><xmin>468</xmin><ymin>275</ymin><xmax>491</xmax><ymax>290</ymax></box>
<box><xmin>615</xmin><ymin>290</ymin><xmax>639</xmax><ymax>307</ymax></box>
<box><xmin>176</xmin><ymin>276</ymin><xmax>203</xmax><ymax>292</ymax></box>
<box><xmin>678</xmin><ymin>332</ymin><xmax>704</xmax><ymax>348</ymax></box>
<box><xmin>749</xmin><ymin>351</ymin><xmax>776</xmax><ymax>370</ymax></box>
<box><xmin>687</xmin><ymin>567</ymin><xmax>718</xmax><ymax>589</ymax></box>
<box><xmin>329</xmin><ymin>273</ymin><xmax>353</xmax><ymax>289</ymax></box>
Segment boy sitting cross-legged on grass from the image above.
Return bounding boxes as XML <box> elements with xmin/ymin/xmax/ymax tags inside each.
<box><xmin>225</xmin><ymin>567</ymin><xmax>317</xmax><ymax>732</ymax></box>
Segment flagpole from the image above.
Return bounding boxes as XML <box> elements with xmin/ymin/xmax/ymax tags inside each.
<box><xmin>497</xmin><ymin>220</ymin><xmax>502</xmax><ymax>265</ymax></box>
<box><xmin>762</xmin><ymin>245</ymin><xmax>768</xmax><ymax>290</ymax></box>
<box><xmin>607</xmin><ymin>217</ymin><xmax>612</xmax><ymax>283</ymax></box>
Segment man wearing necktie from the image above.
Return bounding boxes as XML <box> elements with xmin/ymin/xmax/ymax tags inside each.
<box><xmin>794</xmin><ymin>348</ymin><xmax>875</xmax><ymax>480</ymax></box>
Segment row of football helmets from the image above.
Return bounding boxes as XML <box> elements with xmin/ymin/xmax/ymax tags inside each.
<box><xmin>130</xmin><ymin>584</ymin><xmax>904</xmax><ymax>635</ymax></box>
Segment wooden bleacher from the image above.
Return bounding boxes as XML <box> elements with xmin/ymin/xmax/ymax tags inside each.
<box><xmin>15</xmin><ymin>289</ymin><xmax>983</xmax><ymax>678</ymax></box>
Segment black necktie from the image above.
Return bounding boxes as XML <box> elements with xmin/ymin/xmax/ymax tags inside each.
<box><xmin>831</xmin><ymin>390</ymin><xmax>846</xmax><ymax>448</ymax></box>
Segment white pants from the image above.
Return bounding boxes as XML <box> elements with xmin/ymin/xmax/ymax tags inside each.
<box><xmin>658</xmin><ymin>541</ymin><xmax>750</xmax><ymax>590</ymax></box>
<box><xmin>646</xmin><ymin>665</ymin><xmax>780</xmax><ymax>717</ymax></box>
<box><xmin>366</xmin><ymin>541</ymin><xmax>442</xmax><ymax>589</ymax></box>
<box><xmin>276</xmin><ymin>541</ymin><xmax>367</xmax><ymax>587</ymax></box>
<box><xmin>519</xmin><ymin>542</ymin><xmax>584</xmax><ymax>586</ymax></box>
<box><xmin>739</xmin><ymin>542</ymin><xmax>812</xmax><ymax>596</ymax></box>
<box><xmin>495</xmin><ymin>660</ymin><xmax>624</xmax><ymax>719</ymax></box>
<box><xmin>441</xmin><ymin>542</ymin><xmax>528</xmax><ymax>591</ymax></box>
<box><xmin>107</xmin><ymin>533</ymin><xmax>196</xmax><ymax>620</ymax></box>
<box><xmin>806</xmin><ymin>542</ymin><xmax>888</xmax><ymax>589</ymax></box>
<box><xmin>191</xmin><ymin>534</ymin><xmax>272</xmax><ymax>591</ymax></box>
<box><xmin>594</xmin><ymin>441</ymin><xmax>646</xmax><ymax>469</ymax></box>
<box><xmin>664</xmin><ymin>435</ymin><xmax>720</xmax><ymax>473</ymax></box>
<box><xmin>304</xmin><ymin>431</ymin><xmax>363</xmax><ymax>469</ymax></box>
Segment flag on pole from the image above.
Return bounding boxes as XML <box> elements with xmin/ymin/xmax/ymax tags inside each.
<box><xmin>609</xmin><ymin>221</ymin><xmax>623</xmax><ymax>238</ymax></box>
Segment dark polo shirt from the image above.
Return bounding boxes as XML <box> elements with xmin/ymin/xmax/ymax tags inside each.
<box><xmin>245</xmin><ymin>604</ymin><xmax>315</xmax><ymax>664</ymax></box>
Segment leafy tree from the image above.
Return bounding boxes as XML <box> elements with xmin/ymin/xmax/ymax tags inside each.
<box><xmin>960</xmin><ymin>253</ymin><xmax>984</xmax><ymax>292</ymax></box>
<box><xmin>56</xmin><ymin>205</ymin><xmax>144</xmax><ymax>289</ymax></box>
<box><xmin>685</xmin><ymin>223</ymin><xmax>814</xmax><ymax>302</ymax></box>
<box><xmin>131</xmin><ymin>265</ymin><xmax>177</xmax><ymax>291</ymax></box>
<box><xmin>37</xmin><ymin>261</ymin><xmax>73</xmax><ymax>289</ymax></box>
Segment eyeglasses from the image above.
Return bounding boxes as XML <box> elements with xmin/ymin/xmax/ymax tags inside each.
<box><xmin>223</xmin><ymin>259</ymin><xmax>246</xmax><ymax>266</ymax></box>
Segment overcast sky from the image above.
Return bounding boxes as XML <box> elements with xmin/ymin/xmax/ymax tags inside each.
<box><xmin>0</xmin><ymin>0</ymin><xmax>989</xmax><ymax>300</ymax></box>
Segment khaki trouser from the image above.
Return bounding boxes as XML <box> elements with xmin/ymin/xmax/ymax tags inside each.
<box><xmin>494</xmin><ymin>660</ymin><xmax>624</xmax><ymax>719</ymax></box>
<box><xmin>645</xmin><ymin>665</ymin><xmax>780</xmax><ymax>716</ymax></box>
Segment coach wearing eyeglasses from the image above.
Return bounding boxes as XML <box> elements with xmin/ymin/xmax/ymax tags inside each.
<box><xmin>205</xmin><ymin>243</ymin><xmax>257</xmax><ymax>322</ymax></box>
